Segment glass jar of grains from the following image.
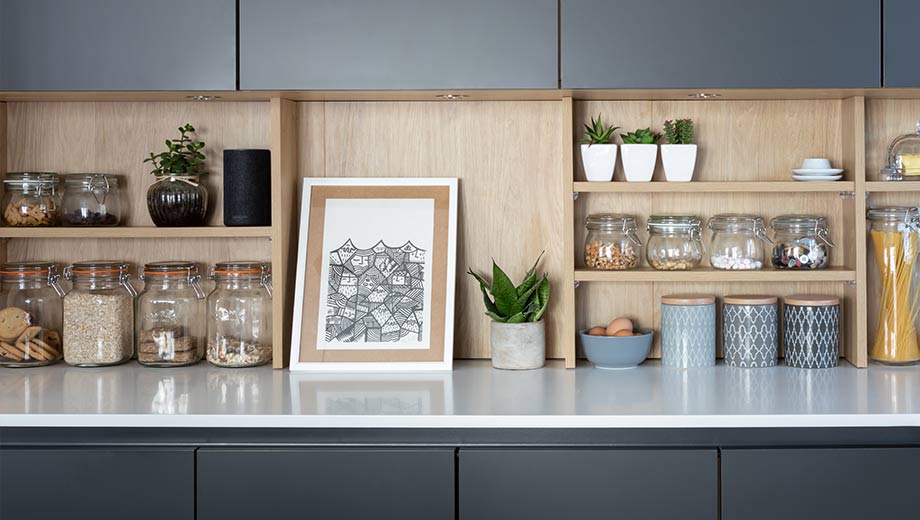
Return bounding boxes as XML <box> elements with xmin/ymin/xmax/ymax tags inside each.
<box><xmin>60</xmin><ymin>174</ymin><xmax>123</xmax><ymax>226</ymax></box>
<box><xmin>2</xmin><ymin>172</ymin><xmax>61</xmax><ymax>227</ymax></box>
<box><xmin>646</xmin><ymin>215</ymin><xmax>704</xmax><ymax>271</ymax></box>
<box><xmin>136</xmin><ymin>262</ymin><xmax>206</xmax><ymax>367</ymax></box>
<box><xmin>0</xmin><ymin>262</ymin><xmax>65</xmax><ymax>367</ymax></box>
<box><xmin>206</xmin><ymin>262</ymin><xmax>273</xmax><ymax>368</ymax></box>
<box><xmin>770</xmin><ymin>215</ymin><xmax>834</xmax><ymax>269</ymax></box>
<box><xmin>707</xmin><ymin>214</ymin><xmax>770</xmax><ymax>270</ymax></box>
<box><xmin>584</xmin><ymin>214</ymin><xmax>642</xmax><ymax>270</ymax></box>
<box><xmin>63</xmin><ymin>261</ymin><xmax>136</xmax><ymax>367</ymax></box>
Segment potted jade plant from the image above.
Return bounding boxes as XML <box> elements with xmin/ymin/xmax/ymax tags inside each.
<box><xmin>144</xmin><ymin>124</ymin><xmax>209</xmax><ymax>226</ymax></box>
<box><xmin>620</xmin><ymin>128</ymin><xmax>661</xmax><ymax>182</ymax></box>
<box><xmin>580</xmin><ymin>115</ymin><xmax>619</xmax><ymax>182</ymax></box>
<box><xmin>468</xmin><ymin>253</ymin><xmax>550</xmax><ymax>370</ymax></box>
<box><xmin>661</xmin><ymin>118</ymin><xmax>697</xmax><ymax>182</ymax></box>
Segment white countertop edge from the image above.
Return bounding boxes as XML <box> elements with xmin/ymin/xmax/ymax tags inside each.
<box><xmin>2</xmin><ymin>414</ymin><xmax>920</xmax><ymax>429</ymax></box>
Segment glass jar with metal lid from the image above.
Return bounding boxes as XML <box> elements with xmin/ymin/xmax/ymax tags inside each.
<box><xmin>707</xmin><ymin>214</ymin><xmax>770</xmax><ymax>270</ymax></box>
<box><xmin>770</xmin><ymin>215</ymin><xmax>835</xmax><ymax>270</ymax></box>
<box><xmin>61</xmin><ymin>174</ymin><xmax>123</xmax><ymax>226</ymax></box>
<box><xmin>646</xmin><ymin>215</ymin><xmax>704</xmax><ymax>271</ymax></box>
<box><xmin>867</xmin><ymin>207</ymin><xmax>920</xmax><ymax>365</ymax></box>
<box><xmin>1</xmin><ymin>172</ymin><xmax>61</xmax><ymax>227</ymax></box>
<box><xmin>584</xmin><ymin>214</ymin><xmax>642</xmax><ymax>270</ymax></box>
<box><xmin>0</xmin><ymin>262</ymin><xmax>65</xmax><ymax>367</ymax></box>
<box><xmin>881</xmin><ymin>120</ymin><xmax>920</xmax><ymax>181</ymax></box>
<box><xmin>63</xmin><ymin>261</ymin><xmax>136</xmax><ymax>367</ymax></box>
<box><xmin>137</xmin><ymin>262</ymin><xmax>206</xmax><ymax>367</ymax></box>
<box><xmin>206</xmin><ymin>261</ymin><xmax>273</xmax><ymax>368</ymax></box>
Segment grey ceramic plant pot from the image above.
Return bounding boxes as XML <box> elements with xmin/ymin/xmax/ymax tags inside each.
<box><xmin>490</xmin><ymin>320</ymin><xmax>546</xmax><ymax>370</ymax></box>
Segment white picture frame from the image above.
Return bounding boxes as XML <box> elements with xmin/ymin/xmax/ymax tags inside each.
<box><xmin>290</xmin><ymin>178</ymin><xmax>458</xmax><ymax>372</ymax></box>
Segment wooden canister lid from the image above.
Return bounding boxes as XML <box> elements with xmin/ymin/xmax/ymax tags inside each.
<box><xmin>723</xmin><ymin>295</ymin><xmax>778</xmax><ymax>305</ymax></box>
<box><xmin>661</xmin><ymin>294</ymin><xmax>716</xmax><ymax>305</ymax></box>
<box><xmin>784</xmin><ymin>294</ymin><xmax>840</xmax><ymax>306</ymax></box>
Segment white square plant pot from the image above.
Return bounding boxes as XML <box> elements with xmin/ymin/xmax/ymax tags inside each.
<box><xmin>620</xmin><ymin>144</ymin><xmax>658</xmax><ymax>182</ymax></box>
<box><xmin>661</xmin><ymin>144</ymin><xmax>697</xmax><ymax>182</ymax></box>
<box><xmin>580</xmin><ymin>143</ymin><xmax>617</xmax><ymax>182</ymax></box>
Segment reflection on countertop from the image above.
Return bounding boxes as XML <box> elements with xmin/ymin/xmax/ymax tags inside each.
<box><xmin>0</xmin><ymin>360</ymin><xmax>919</xmax><ymax>428</ymax></box>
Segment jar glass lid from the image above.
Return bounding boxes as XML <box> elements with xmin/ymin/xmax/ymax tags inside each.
<box><xmin>143</xmin><ymin>261</ymin><xmax>198</xmax><ymax>275</ymax></box>
<box><xmin>708</xmin><ymin>214</ymin><xmax>764</xmax><ymax>231</ymax></box>
<box><xmin>212</xmin><ymin>261</ymin><xmax>271</xmax><ymax>275</ymax></box>
<box><xmin>3</xmin><ymin>172</ymin><xmax>59</xmax><ymax>185</ymax></box>
<box><xmin>586</xmin><ymin>213</ymin><xmax>638</xmax><ymax>231</ymax></box>
<box><xmin>771</xmin><ymin>214</ymin><xmax>827</xmax><ymax>232</ymax></box>
<box><xmin>867</xmin><ymin>206</ymin><xmax>920</xmax><ymax>222</ymax></box>
<box><xmin>0</xmin><ymin>261</ymin><xmax>57</xmax><ymax>278</ymax></box>
<box><xmin>647</xmin><ymin>215</ymin><xmax>701</xmax><ymax>234</ymax></box>
<box><xmin>63</xmin><ymin>173</ymin><xmax>120</xmax><ymax>188</ymax></box>
<box><xmin>66</xmin><ymin>261</ymin><xmax>130</xmax><ymax>279</ymax></box>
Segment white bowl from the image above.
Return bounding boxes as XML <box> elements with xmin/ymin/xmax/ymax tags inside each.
<box><xmin>801</xmin><ymin>158</ymin><xmax>832</xmax><ymax>169</ymax></box>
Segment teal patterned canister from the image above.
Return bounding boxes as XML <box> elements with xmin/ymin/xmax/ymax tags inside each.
<box><xmin>783</xmin><ymin>295</ymin><xmax>840</xmax><ymax>369</ymax></box>
<box><xmin>722</xmin><ymin>295</ymin><xmax>779</xmax><ymax>368</ymax></box>
<box><xmin>661</xmin><ymin>294</ymin><xmax>716</xmax><ymax>368</ymax></box>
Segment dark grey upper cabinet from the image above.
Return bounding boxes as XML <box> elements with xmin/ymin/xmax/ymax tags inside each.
<box><xmin>562</xmin><ymin>0</ymin><xmax>881</xmax><ymax>89</ymax></box>
<box><xmin>884</xmin><ymin>0</ymin><xmax>920</xmax><ymax>87</ymax></box>
<box><xmin>722</xmin><ymin>448</ymin><xmax>920</xmax><ymax>520</ymax></box>
<box><xmin>460</xmin><ymin>449</ymin><xmax>718</xmax><ymax>520</ymax></box>
<box><xmin>0</xmin><ymin>0</ymin><xmax>236</xmax><ymax>91</ymax></box>
<box><xmin>240</xmin><ymin>0</ymin><xmax>558</xmax><ymax>90</ymax></box>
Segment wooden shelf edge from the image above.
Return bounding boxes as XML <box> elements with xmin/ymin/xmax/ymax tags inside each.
<box><xmin>573</xmin><ymin>181</ymin><xmax>856</xmax><ymax>193</ymax></box>
<box><xmin>574</xmin><ymin>267</ymin><xmax>857</xmax><ymax>283</ymax></box>
<box><xmin>865</xmin><ymin>181</ymin><xmax>920</xmax><ymax>192</ymax></box>
<box><xmin>0</xmin><ymin>226</ymin><xmax>273</xmax><ymax>239</ymax></box>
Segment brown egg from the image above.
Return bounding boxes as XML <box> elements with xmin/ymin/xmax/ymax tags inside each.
<box><xmin>606</xmin><ymin>317</ymin><xmax>634</xmax><ymax>336</ymax></box>
<box><xmin>612</xmin><ymin>329</ymin><xmax>634</xmax><ymax>337</ymax></box>
<box><xmin>588</xmin><ymin>326</ymin><xmax>607</xmax><ymax>336</ymax></box>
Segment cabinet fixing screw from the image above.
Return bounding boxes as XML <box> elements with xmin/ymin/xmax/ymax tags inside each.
<box><xmin>849</xmin><ymin>280</ymin><xmax>857</xmax><ymax>287</ymax></box>
<box><xmin>838</xmin><ymin>191</ymin><xmax>856</xmax><ymax>199</ymax></box>
<box><xmin>574</xmin><ymin>281</ymin><xmax>581</xmax><ymax>289</ymax></box>
<box><xmin>573</xmin><ymin>192</ymin><xmax>579</xmax><ymax>201</ymax></box>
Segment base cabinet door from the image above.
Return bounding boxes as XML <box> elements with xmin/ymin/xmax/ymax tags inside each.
<box><xmin>459</xmin><ymin>449</ymin><xmax>718</xmax><ymax>520</ymax></box>
<box><xmin>722</xmin><ymin>448</ymin><xmax>920</xmax><ymax>520</ymax></box>
<box><xmin>197</xmin><ymin>448</ymin><xmax>454</xmax><ymax>520</ymax></box>
<box><xmin>0</xmin><ymin>448</ymin><xmax>195</xmax><ymax>520</ymax></box>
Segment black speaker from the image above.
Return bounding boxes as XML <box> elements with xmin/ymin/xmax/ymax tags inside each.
<box><xmin>223</xmin><ymin>149</ymin><xmax>272</xmax><ymax>226</ymax></box>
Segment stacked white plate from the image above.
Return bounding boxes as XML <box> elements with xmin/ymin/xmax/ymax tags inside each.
<box><xmin>791</xmin><ymin>168</ymin><xmax>843</xmax><ymax>182</ymax></box>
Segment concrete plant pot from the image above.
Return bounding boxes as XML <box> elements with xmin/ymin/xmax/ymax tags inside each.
<box><xmin>490</xmin><ymin>320</ymin><xmax>546</xmax><ymax>370</ymax></box>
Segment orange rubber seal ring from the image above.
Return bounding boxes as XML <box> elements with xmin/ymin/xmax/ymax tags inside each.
<box><xmin>0</xmin><ymin>270</ymin><xmax>48</xmax><ymax>276</ymax></box>
<box><xmin>143</xmin><ymin>270</ymin><xmax>192</xmax><ymax>276</ymax></box>
<box><xmin>70</xmin><ymin>269</ymin><xmax>123</xmax><ymax>275</ymax></box>
<box><xmin>212</xmin><ymin>269</ymin><xmax>263</xmax><ymax>275</ymax></box>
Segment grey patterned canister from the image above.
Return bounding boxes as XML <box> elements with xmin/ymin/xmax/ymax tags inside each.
<box><xmin>783</xmin><ymin>295</ymin><xmax>840</xmax><ymax>369</ymax></box>
<box><xmin>722</xmin><ymin>295</ymin><xmax>778</xmax><ymax>368</ymax></box>
<box><xmin>661</xmin><ymin>294</ymin><xmax>716</xmax><ymax>368</ymax></box>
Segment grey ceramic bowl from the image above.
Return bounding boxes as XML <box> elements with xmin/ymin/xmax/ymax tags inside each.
<box><xmin>579</xmin><ymin>328</ymin><xmax>654</xmax><ymax>370</ymax></box>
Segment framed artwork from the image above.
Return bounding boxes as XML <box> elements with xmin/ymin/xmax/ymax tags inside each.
<box><xmin>290</xmin><ymin>178</ymin><xmax>458</xmax><ymax>372</ymax></box>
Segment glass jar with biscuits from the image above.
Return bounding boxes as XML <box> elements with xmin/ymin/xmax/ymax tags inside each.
<box><xmin>2</xmin><ymin>172</ymin><xmax>61</xmax><ymax>227</ymax></box>
<box><xmin>136</xmin><ymin>262</ymin><xmax>206</xmax><ymax>367</ymax></box>
<box><xmin>0</xmin><ymin>262</ymin><xmax>65</xmax><ymax>367</ymax></box>
<box><xmin>206</xmin><ymin>262</ymin><xmax>273</xmax><ymax>368</ymax></box>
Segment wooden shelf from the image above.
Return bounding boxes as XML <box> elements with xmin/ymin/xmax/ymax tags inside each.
<box><xmin>573</xmin><ymin>181</ymin><xmax>855</xmax><ymax>193</ymax></box>
<box><xmin>574</xmin><ymin>266</ymin><xmax>857</xmax><ymax>283</ymax></box>
<box><xmin>865</xmin><ymin>181</ymin><xmax>920</xmax><ymax>192</ymax></box>
<box><xmin>0</xmin><ymin>226</ymin><xmax>273</xmax><ymax>239</ymax></box>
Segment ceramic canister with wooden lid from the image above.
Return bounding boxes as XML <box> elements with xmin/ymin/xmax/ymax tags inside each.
<box><xmin>783</xmin><ymin>295</ymin><xmax>840</xmax><ymax>369</ymax></box>
<box><xmin>722</xmin><ymin>295</ymin><xmax>779</xmax><ymax>368</ymax></box>
<box><xmin>661</xmin><ymin>294</ymin><xmax>716</xmax><ymax>368</ymax></box>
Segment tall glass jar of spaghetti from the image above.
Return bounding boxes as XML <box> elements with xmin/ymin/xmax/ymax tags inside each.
<box><xmin>868</xmin><ymin>207</ymin><xmax>920</xmax><ymax>365</ymax></box>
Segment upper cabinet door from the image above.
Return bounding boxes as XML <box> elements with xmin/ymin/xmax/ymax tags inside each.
<box><xmin>239</xmin><ymin>0</ymin><xmax>558</xmax><ymax>90</ymax></box>
<box><xmin>562</xmin><ymin>0</ymin><xmax>881</xmax><ymax>89</ymax></box>
<box><xmin>0</xmin><ymin>0</ymin><xmax>236</xmax><ymax>91</ymax></box>
<box><xmin>884</xmin><ymin>0</ymin><xmax>920</xmax><ymax>87</ymax></box>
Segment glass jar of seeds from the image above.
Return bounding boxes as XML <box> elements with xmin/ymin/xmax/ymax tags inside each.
<box><xmin>63</xmin><ymin>261</ymin><xmax>136</xmax><ymax>367</ymax></box>
<box><xmin>136</xmin><ymin>262</ymin><xmax>206</xmax><ymax>367</ymax></box>
<box><xmin>0</xmin><ymin>262</ymin><xmax>66</xmax><ymax>367</ymax></box>
<box><xmin>584</xmin><ymin>214</ymin><xmax>642</xmax><ymax>270</ymax></box>
<box><xmin>206</xmin><ymin>262</ymin><xmax>273</xmax><ymax>368</ymax></box>
<box><xmin>646</xmin><ymin>215</ymin><xmax>704</xmax><ymax>271</ymax></box>
<box><xmin>770</xmin><ymin>215</ymin><xmax>834</xmax><ymax>269</ymax></box>
<box><xmin>2</xmin><ymin>172</ymin><xmax>61</xmax><ymax>227</ymax></box>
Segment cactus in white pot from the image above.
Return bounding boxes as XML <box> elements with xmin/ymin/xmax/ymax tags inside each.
<box><xmin>580</xmin><ymin>115</ymin><xmax>619</xmax><ymax>182</ymax></box>
<box><xmin>620</xmin><ymin>128</ymin><xmax>661</xmax><ymax>182</ymax></box>
<box><xmin>661</xmin><ymin>118</ymin><xmax>697</xmax><ymax>182</ymax></box>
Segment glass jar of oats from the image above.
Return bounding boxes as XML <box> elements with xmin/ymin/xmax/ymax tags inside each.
<box><xmin>63</xmin><ymin>261</ymin><xmax>136</xmax><ymax>367</ymax></box>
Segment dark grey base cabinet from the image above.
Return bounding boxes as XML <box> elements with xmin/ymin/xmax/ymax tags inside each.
<box><xmin>459</xmin><ymin>449</ymin><xmax>718</xmax><ymax>520</ymax></box>
<box><xmin>196</xmin><ymin>448</ymin><xmax>454</xmax><ymax>520</ymax></box>
<box><xmin>722</xmin><ymin>448</ymin><xmax>920</xmax><ymax>520</ymax></box>
<box><xmin>0</xmin><ymin>448</ymin><xmax>195</xmax><ymax>520</ymax></box>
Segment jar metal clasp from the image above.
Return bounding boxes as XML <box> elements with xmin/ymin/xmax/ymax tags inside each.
<box><xmin>89</xmin><ymin>175</ymin><xmax>110</xmax><ymax>205</ymax></box>
<box><xmin>754</xmin><ymin>218</ymin><xmax>775</xmax><ymax>245</ymax></box>
<box><xmin>260</xmin><ymin>265</ymin><xmax>273</xmax><ymax>299</ymax></box>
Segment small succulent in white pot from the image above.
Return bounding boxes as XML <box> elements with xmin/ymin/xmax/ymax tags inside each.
<box><xmin>468</xmin><ymin>253</ymin><xmax>549</xmax><ymax>370</ymax></box>
<box><xmin>580</xmin><ymin>115</ymin><xmax>619</xmax><ymax>182</ymax></box>
<box><xmin>620</xmin><ymin>128</ymin><xmax>661</xmax><ymax>182</ymax></box>
<box><xmin>661</xmin><ymin>118</ymin><xmax>697</xmax><ymax>182</ymax></box>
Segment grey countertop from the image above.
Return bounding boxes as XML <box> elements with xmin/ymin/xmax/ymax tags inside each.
<box><xmin>0</xmin><ymin>360</ymin><xmax>918</xmax><ymax>428</ymax></box>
